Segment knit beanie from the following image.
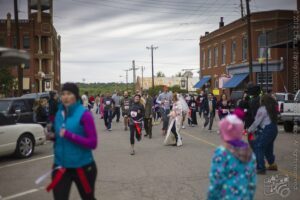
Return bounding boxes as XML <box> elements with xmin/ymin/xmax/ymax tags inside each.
<box><xmin>219</xmin><ymin>114</ymin><xmax>244</xmax><ymax>142</ymax></box>
<box><xmin>61</xmin><ymin>82</ymin><xmax>80</xmax><ymax>100</ymax></box>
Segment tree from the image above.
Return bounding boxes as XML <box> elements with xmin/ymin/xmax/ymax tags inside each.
<box><xmin>0</xmin><ymin>67</ymin><xmax>14</xmax><ymax>97</ymax></box>
<box><xmin>175</xmin><ymin>72</ymin><xmax>183</xmax><ymax>77</ymax></box>
<box><xmin>156</xmin><ymin>71</ymin><xmax>165</xmax><ymax>77</ymax></box>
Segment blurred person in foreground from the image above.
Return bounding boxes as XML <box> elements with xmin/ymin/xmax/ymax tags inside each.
<box><xmin>47</xmin><ymin>82</ymin><xmax>98</xmax><ymax>200</ymax></box>
<box><xmin>207</xmin><ymin>114</ymin><xmax>256</xmax><ymax>200</ymax></box>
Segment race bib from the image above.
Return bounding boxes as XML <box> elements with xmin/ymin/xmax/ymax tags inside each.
<box><xmin>191</xmin><ymin>103</ymin><xmax>196</xmax><ymax>107</ymax></box>
<box><xmin>106</xmin><ymin>101</ymin><xmax>111</xmax><ymax>105</ymax></box>
<box><xmin>125</xmin><ymin>106</ymin><xmax>129</xmax><ymax>110</ymax></box>
<box><xmin>131</xmin><ymin>111</ymin><xmax>137</xmax><ymax>117</ymax></box>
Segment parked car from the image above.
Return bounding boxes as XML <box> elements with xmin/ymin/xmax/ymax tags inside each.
<box><xmin>0</xmin><ymin>113</ymin><xmax>45</xmax><ymax>158</ymax></box>
<box><xmin>0</xmin><ymin>97</ymin><xmax>36</xmax><ymax>123</ymax></box>
<box><xmin>21</xmin><ymin>92</ymin><xmax>50</xmax><ymax>100</ymax></box>
<box><xmin>280</xmin><ymin>90</ymin><xmax>300</xmax><ymax>132</ymax></box>
<box><xmin>275</xmin><ymin>92</ymin><xmax>295</xmax><ymax>113</ymax></box>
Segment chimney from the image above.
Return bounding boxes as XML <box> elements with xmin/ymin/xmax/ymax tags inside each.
<box><xmin>205</xmin><ymin>31</ymin><xmax>209</xmax><ymax>36</ymax></box>
<box><xmin>219</xmin><ymin>17</ymin><xmax>224</xmax><ymax>28</ymax></box>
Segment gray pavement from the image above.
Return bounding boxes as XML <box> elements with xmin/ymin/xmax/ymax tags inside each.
<box><xmin>0</xmin><ymin>114</ymin><xmax>299</xmax><ymax>200</ymax></box>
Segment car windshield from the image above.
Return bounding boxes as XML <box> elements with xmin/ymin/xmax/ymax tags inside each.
<box><xmin>275</xmin><ymin>94</ymin><xmax>285</xmax><ymax>101</ymax></box>
<box><xmin>0</xmin><ymin>100</ymin><xmax>11</xmax><ymax>113</ymax></box>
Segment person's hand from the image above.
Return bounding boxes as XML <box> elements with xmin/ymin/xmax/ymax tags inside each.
<box><xmin>60</xmin><ymin>128</ymin><xmax>66</xmax><ymax>137</ymax></box>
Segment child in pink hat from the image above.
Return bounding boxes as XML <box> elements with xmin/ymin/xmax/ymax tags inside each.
<box><xmin>207</xmin><ymin>114</ymin><xmax>257</xmax><ymax>200</ymax></box>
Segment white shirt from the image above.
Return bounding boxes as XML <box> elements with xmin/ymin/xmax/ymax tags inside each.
<box><xmin>81</xmin><ymin>94</ymin><xmax>88</xmax><ymax>107</ymax></box>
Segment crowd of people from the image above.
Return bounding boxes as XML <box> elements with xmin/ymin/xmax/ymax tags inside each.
<box><xmin>37</xmin><ymin>82</ymin><xmax>280</xmax><ymax>200</ymax></box>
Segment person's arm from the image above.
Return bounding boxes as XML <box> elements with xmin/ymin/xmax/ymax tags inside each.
<box><xmin>156</xmin><ymin>94</ymin><xmax>162</xmax><ymax>104</ymax></box>
<box><xmin>63</xmin><ymin>111</ymin><xmax>98</xmax><ymax>149</ymax></box>
<box><xmin>248</xmin><ymin>107</ymin><xmax>265</xmax><ymax>133</ymax></box>
<box><xmin>207</xmin><ymin>147</ymin><xmax>226</xmax><ymax>200</ymax></box>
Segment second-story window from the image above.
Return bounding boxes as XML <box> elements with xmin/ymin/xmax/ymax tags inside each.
<box><xmin>258</xmin><ymin>32</ymin><xmax>271</xmax><ymax>59</ymax></box>
<box><xmin>208</xmin><ymin>48</ymin><xmax>212</xmax><ymax>68</ymax></box>
<box><xmin>202</xmin><ymin>50</ymin><xmax>206</xmax><ymax>69</ymax></box>
<box><xmin>221</xmin><ymin>43</ymin><xmax>226</xmax><ymax>65</ymax></box>
<box><xmin>23</xmin><ymin>35</ymin><xmax>30</xmax><ymax>49</ymax></box>
<box><xmin>231</xmin><ymin>40</ymin><xmax>236</xmax><ymax>63</ymax></box>
<box><xmin>214</xmin><ymin>46</ymin><xmax>218</xmax><ymax>67</ymax></box>
<box><xmin>242</xmin><ymin>36</ymin><xmax>248</xmax><ymax>61</ymax></box>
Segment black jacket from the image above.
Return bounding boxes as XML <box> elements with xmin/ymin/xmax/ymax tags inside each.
<box><xmin>201</xmin><ymin>98</ymin><xmax>217</xmax><ymax>115</ymax></box>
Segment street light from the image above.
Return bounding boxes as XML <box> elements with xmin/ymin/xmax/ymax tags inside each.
<box><xmin>258</xmin><ymin>57</ymin><xmax>266</xmax><ymax>92</ymax></box>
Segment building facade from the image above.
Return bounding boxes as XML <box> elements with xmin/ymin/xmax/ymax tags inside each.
<box><xmin>0</xmin><ymin>0</ymin><xmax>61</xmax><ymax>94</ymax></box>
<box><xmin>197</xmin><ymin>10</ymin><xmax>299</xmax><ymax>98</ymax></box>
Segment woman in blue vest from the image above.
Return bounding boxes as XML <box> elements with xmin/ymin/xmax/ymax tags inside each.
<box><xmin>49</xmin><ymin>83</ymin><xmax>98</xmax><ymax>200</ymax></box>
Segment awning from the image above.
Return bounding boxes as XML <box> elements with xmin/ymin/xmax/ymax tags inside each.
<box><xmin>193</xmin><ymin>76</ymin><xmax>211</xmax><ymax>88</ymax></box>
<box><xmin>0</xmin><ymin>47</ymin><xmax>30</xmax><ymax>67</ymax></box>
<box><xmin>223</xmin><ymin>73</ymin><xmax>248</xmax><ymax>88</ymax></box>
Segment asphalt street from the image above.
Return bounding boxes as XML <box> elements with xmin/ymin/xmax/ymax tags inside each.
<box><xmin>0</xmin><ymin>113</ymin><xmax>299</xmax><ymax>200</ymax></box>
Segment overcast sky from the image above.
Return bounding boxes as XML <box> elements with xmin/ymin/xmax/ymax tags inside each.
<box><xmin>0</xmin><ymin>0</ymin><xmax>296</xmax><ymax>83</ymax></box>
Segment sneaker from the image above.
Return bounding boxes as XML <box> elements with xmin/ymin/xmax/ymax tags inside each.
<box><xmin>108</xmin><ymin>128</ymin><xmax>112</xmax><ymax>131</ymax></box>
<box><xmin>267</xmin><ymin>163</ymin><xmax>278</xmax><ymax>171</ymax></box>
<box><xmin>256</xmin><ymin>169</ymin><xmax>266</xmax><ymax>175</ymax></box>
<box><xmin>182</xmin><ymin>125</ymin><xmax>185</xmax><ymax>129</ymax></box>
<box><xmin>130</xmin><ymin>150</ymin><xmax>135</xmax><ymax>155</ymax></box>
<box><xmin>191</xmin><ymin>124</ymin><xmax>195</xmax><ymax>127</ymax></box>
<box><xmin>124</xmin><ymin>127</ymin><xmax>128</xmax><ymax>131</ymax></box>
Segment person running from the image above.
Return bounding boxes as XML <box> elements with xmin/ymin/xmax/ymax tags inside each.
<box><xmin>156</xmin><ymin>86</ymin><xmax>172</xmax><ymax>135</ymax></box>
<box><xmin>129</xmin><ymin>94</ymin><xmax>145</xmax><ymax>155</ymax></box>
<box><xmin>143</xmin><ymin>91</ymin><xmax>153</xmax><ymax>139</ymax></box>
<box><xmin>164</xmin><ymin>93</ymin><xmax>183</xmax><ymax>147</ymax></box>
<box><xmin>48</xmin><ymin>82</ymin><xmax>98</xmax><ymax>200</ymax></box>
<box><xmin>248</xmin><ymin>94</ymin><xmax>278</xmax><ymax>174</ymax></box>
<box><xmin>120</xmin><ymin>91</ymin><xmax>132</xmax><ymax>131</ymax></box>
<box><xmin>217</xmin><ymin>93</ymin><xmax>232</xmax><ymax>120</ymax></box>
<box><xmin>188</xmin><ymin>95</ymin><xmax>198</xmax><ymax>127</ymax></box>
<box><xmin>207</xmin><ymin>114</ymin><xmax>256</xmax><ymax>200</ymax></box>
<box><xmin>112</xmin><ymin>92</ymin><xmax>121</xmax><ymax>122</ymax></box>
<box><xmin>202</xmin><ymin>93</ymin><xmax>217</xmax><ymax>131</ymax></box>
<box><xmin>103</xmin><ymin>92</ymin><xmax>115</xmax><ymax>131</ymax></box>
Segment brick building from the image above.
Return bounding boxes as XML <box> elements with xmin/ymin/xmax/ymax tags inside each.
<box><xmin>196</xmin><ymin>10</ymin><xmax>299</xmax><ymax>98</ymax></box>
<box><xmin>0</xmin><ymin>0</ymin><xmax>61</xmax><ymax>94</ymax></box>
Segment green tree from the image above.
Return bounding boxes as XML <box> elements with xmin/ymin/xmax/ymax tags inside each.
<box><xmin>156</xmin><ymin>71</ymin><xmax>165</xmax><ymax>77</ymax></box>
<box><xmin>0</xmin><ymin>67</ymin><xmax>14</xmax><ymax>97</ymax></box>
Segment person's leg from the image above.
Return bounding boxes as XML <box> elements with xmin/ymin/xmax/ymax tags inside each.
<box><xmin>116</xmin><ymin>107</ymin><xmax>120</xmax><ymax>122</ymax></box>
<box><xmin>162</xmin><ymin>109</ymin><xmax>170</xmax><ymax>132</ymax></box>
<box><xmin>149</xmin><ymin>118</ymin><xmax>153</xmax><ymax>138</ymax></box>
<box><xmin>203</xmin><ymin>114</ymin><xmax>209</xmax><ymax>128</ymax></box>
<box><xmin>144</xmin><ymin>118</ymin><xmax>149</xmax><ymax>136</ymax></box>
<box><xmin>208</xmin><ymin>114</ymin><xmax>214</xmax><ymax>130</ymax></box>
<box><xmin>104</xmin><ymin>111</ymin><xmax>108</xmax><ymax>128</ymax></box>
<box><xmin>123</xmin><ymin>115</ymin><xmax>128</xmax><ymax>131</ymax></box>
<box><xmin>108</xmin><ymin>110</ymin><xmax>112</xmax><ymax>130</ymax></box>
<box><xmin>52</xmin><ymin>169</ymin><xmax>73</xmax><ymax>200</ymax></box>
<box><xmin>129</xmin><ymin>125</ymin><xmax>135</xmax><ymax>155</ymax></box>
<box><xmin>74</xmin><ymin>162</ymin><xmax>97</xmax><ymax>200</ymax></box>
<box><xmin>193</xmin><ymin>110</ymin><xmax>198</xmax><ymax>125</ymax></box>
<box><xmin>254</xmin><ymin>131</ymin><xmax>266</xmax><ymax>172</ymax></box>
<box><xmin>171</xmin><ymin>121</ymin><xmax>178</xmax><ymax>144</ymax></box>
<box><xmin>264</xmin><ymin>124</ymin><xmax>278</xmax><ymax>166</ymax></box>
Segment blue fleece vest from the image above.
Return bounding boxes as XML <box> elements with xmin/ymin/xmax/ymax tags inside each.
<box><xmin>54</xmin><ymin>101</ymin><xmax>94</xmax><ymax>168</ymax></box>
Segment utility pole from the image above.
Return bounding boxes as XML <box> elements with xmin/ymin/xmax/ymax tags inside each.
<box><xmin>14</xmin><ymin>0</ymin><xmax>23</xmax><ymax>96</ymax></box>
<box><xmin>240</xmin><ymin>0</ymin><xmax>244</xmax><ymax>18</ymax></box>
<box><xmin>245</xmin><ymin>0</ymin><xmax>253</xmax><ymax>82</ymax></box>
<box><xmin>146</xmin><ymin>45</ymin><xmax>158</xmax><ymax>89</ymax></box>
<box><xmin>129</xmin><ymin>60</ymin><xmax>139</xmax><ymax>91</ymax></box>
<box><xmin>141</xmin><ymin>66</ymin><xmax>145</xmax><ymax>90</ymax></box>
<box><xmin>124</xmin><ymin>69</ymin><xmax>129</xmax><ymax>90</ymax></box>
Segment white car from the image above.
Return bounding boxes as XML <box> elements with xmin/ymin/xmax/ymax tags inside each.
<box><xmin>0</xmin><ymin>114</ymin><xmax>46</xmax><ymax>158</ymax></box>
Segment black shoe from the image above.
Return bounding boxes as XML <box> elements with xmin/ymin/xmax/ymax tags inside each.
<box><xmin>257</xmin><ymin>169</ymin><xmax>266</xmax><ymax>175</ymax></box>
<box><xmin>149</xmin><ymin>135</ymin><xmax>152</xmax><ymax>139</ymax></box>
<box><xmin>144</xmin><ymin>134</ymin><xmax>148</xmax><ymax>137</ymax></box>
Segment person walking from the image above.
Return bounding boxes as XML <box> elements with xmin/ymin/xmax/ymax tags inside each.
<box><xmin>103</xmin><ymin>92</ymin><xmax>115</xmax><ymax>131</ymax></box>
<box><xmin>207</xmin><ymin>114</ymin><xmax>256</xmax><ymax>200</ymax></box>
<box><xmin>188</xmin><ymin>95</ymin><xmax>198</xmax><ymax>127</ymax></box>
<box><xmin>217</xmin><ymin>93</ymin><xmax>231</xmax><ymax>120</ymax></box>
<box><xmin>95</xmin><ymin>94</ymin><xmax>100</xmax><ymax>114</ymax></box>
<box><xmin>36</xmin><ymin>98</ymin><xmax>49</xmax><ymax>127</ymax></box>
<box><xmin>196</xmin><ymin>91</ymin><xmax>205</xmax><ymax>118</ymax></box>
<box><xmin>112</xmin><ymin>92</ymin><xmax>121</xmax><ymax>122</ymax></box>
<box><xmin>81</xmin><ymin>92</ymin><xmax>89</xmax><ymax>109</ymax></box>
<box><xmin>120</xmin><ymin>91</ymin><xmax>132</xmax><ymax>131</ymax></box>
<box><xmin>129</xmin><ymin>94</ymin><xmax>145</xmax><ymax>155</ymax></box>
<box><xmin>48</xmin><ymin>91</ymin><xmax>59</xmax><ymax>123</ymax></box>
<box><xmin>164</xmin><ymin>93</ymin><xmax>183</xmax><ymax>147</ymax></box>
<box><xmin>143</xmin><ymin>91</ymin><xmax>153</xmax><ymax>138</ymax></box>
<box><xmin>48</xmin><ymin>82</ymin><xmax>98</xmax><ymax>200</ymax></box>
<box><xmin>248</xmin><ymin>94</ymin><xmax>279</xmax><ymax>174</ymax></box>
<box><xmin>202</xmin><ymin>93</ymin><xmax>217</xmax><ymax>131</ymax></box>
<box><xmin>156</xmin><ymin>86</ymin><xmax>172</xmax><ymax>135</ymax></box>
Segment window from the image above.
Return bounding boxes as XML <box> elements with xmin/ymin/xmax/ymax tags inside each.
<box><xmin>258</xmin><ymin>32</ymin><xmax>271</xmax><ymax>58</ymax></box>
<box><xmin>213</xmin><ymin>47</ymin><xmax>218</xmax><ymax>66</ymax></box>
<box><xmin>256</xmin><ymin>72</ymin><xmax>273</xmax><ymax>85</ymax></box>
<box><xmin>23</xmin><ymin>35</ymin><xmax>30</xmax><ymax>49</ymax></box>
<box><xmin>221</xmin><ymin>43</ymin><xmax>226</xmax><ymax>64</ymax></box>
<box><xmin>0</xmin><ymin>36</ymin><xmax>5</xmax><ymax>46</ymax></box>
<box><xmin>12</xmin><ymin>36</ymin><xmax>17</xmax><ymax>48</ymax></box>
<box><xmin>231</xmin><ymin>41</ymin><xmax>236</xmax><ymax>63</ymax></box>
<box><xmin>208</xmin><ymin>48</ymin><xmax>212</xmax><ymax>68</ymax></box>
<box><xmin>201</xmin><ymin>50</ymin><xmax>206</xmax><ymax>69</ymax></box>
<box><xmin>242</xmin><ymin>36</ymin><xmax>248</xmax><ymax>61</ymax></box>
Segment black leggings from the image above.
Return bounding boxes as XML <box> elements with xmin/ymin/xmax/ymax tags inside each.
<box><xmin>171</xmin><ymin>122</ymin><xmax>178</xmax><ymax>142</ymax></box>
<box><xmin>52</xmin><ymin>162</ymin><xmax>97</xmax><ymax>200</ymax></box>
<box><xmin>129</xmin><ymin>124</ymin><xmax>141</xmax><ymax>144</ymax></box>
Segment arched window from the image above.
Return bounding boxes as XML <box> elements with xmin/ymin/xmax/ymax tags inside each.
<box><xmin>258</xmin><ymin>32</ymin><xmax>271</xmax><ymax>59</ymax></box>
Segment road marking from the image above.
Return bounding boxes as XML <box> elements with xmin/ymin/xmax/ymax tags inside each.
<box><xmin>1</xmin><ymin>187</ymin><xmax>44</xmax><ymax>200</ymax></box>
<box><xmin>0</xmin><ymin>155</ymin><xmax>53</xmax><ymax>170</ymax></box>
<box><xmin>181</xmin><ymin>131</ymin><xmax>300</xmax><ymax>181</ymax></box>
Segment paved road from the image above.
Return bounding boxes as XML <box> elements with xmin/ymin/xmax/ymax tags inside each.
<box><xmin>0</xmin><ymin>114</ymin><xmax>299</xmax><ymax>200</ymax></box>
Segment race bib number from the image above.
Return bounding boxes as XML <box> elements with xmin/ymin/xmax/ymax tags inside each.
<box><xmin>131</xmin><ymin>111</ymin><xmax>137</xmax><ymax>117</ymax></box>
<box><xmin>106</xmin><ymin>101</ymin><xmax>111</xmax><ymax>105</ymax></box>
<box><xmin>125</xmin><ymin>105</ymin><xmax>129</xmax><ymax>110</ymax></box>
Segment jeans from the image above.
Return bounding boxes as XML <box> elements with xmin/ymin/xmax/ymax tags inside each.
<box><xmin>204</xmin><ymin>112</ymin><xmax>214</xmax><ymax>130</ymax></box>
<box><xmin>161</xmin><ymin>108</ymin><xmax>170</xmax><ymax>131</ymax></box>
<box><xmin>104</xmin><ymin>110</ymin><xmax>112</xmax><ymax>129</ymax></box>
<box><xmin>112</xmin><ymin>107</ymin><xmax>120</xmax><ymax>122</ymax></box>
<box><xmin>198</xmin><ymin>106</ymin><xmax>203</xmax><ymax>118</ymax></box>
<box><xmin>254</xmin><ymin>123</ymin><xmax>278</xmax><ymax>170</ymax></box>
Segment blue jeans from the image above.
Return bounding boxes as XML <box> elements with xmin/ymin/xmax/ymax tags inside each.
<box><xmin>104</xmin><ymin>110</ymin><xmax>112</xmax><ymax>129</ymax></box>
<box><xmin>254</xmin><ymin>123</ymin><xmax>278</xmax><ymax>170</ymax></box>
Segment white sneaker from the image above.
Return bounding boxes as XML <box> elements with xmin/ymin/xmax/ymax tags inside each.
<box><xmin>108</xmin><ymin>128</ymin><xmax>112</xmax><ymax>131</ymax></box>
<box><xmin>182</xmin><ymin>125</ymin><xmax>185</xmax><ymax>129</ymax></box>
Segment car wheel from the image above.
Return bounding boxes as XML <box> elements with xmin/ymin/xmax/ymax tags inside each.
<box><xmin>283</xmin><ymin>121</ymin><xmax>294</xmax><ymax>133</ymax></box>
<box><xmin>15</xmin><ymin>134</ymin><xmax>35</xmax><ymax>158</ymax></box>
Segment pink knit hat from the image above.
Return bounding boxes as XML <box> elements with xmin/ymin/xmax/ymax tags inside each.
<box><xmin>219</xmin><ymin>115</ymin><xmax>244</xmax><ymax>142</ymax></box>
